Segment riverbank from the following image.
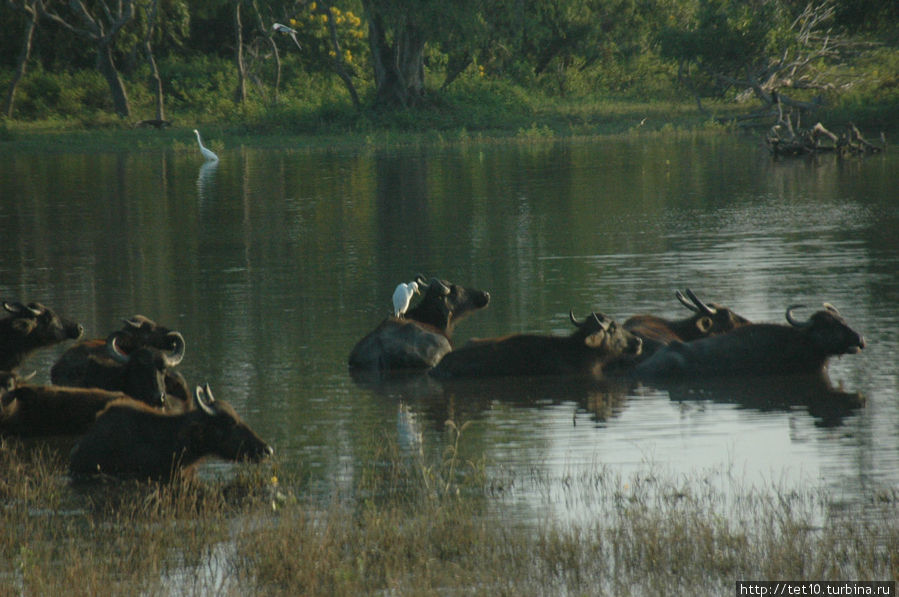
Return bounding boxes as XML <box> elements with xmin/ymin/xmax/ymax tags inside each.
<box><xmin>1</xmin><ymin>435</ymin><xmax>895</xmax><ymax>596</ymax></box>
<box><xmin>2</xmin><ymin>93</ymin><xmax>894</xmax><ymax>156</ymax></box>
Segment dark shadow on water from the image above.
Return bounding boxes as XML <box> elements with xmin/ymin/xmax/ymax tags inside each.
<box><xmin>640</xmin><ymin>372</ymin><xmax>865</xmax><ymax>427</ymax></box>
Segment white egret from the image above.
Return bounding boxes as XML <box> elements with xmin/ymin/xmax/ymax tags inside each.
<box><xmin>392</xmin><ymin>281</ymin><xmax>420</xmax><ymax>318</ymax></box>
<box><xmin>193</xmin><ymin>129</ymin><xmax>219</xmax><ymax>162</ymax></box>
<box><xmin>273</xmin><ymin>22</ymin><xmax>302</xmax><ymax>50</ymax></box>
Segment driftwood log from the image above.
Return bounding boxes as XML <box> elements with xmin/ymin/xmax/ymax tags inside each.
<box><xmin>766</xmin><ymin>119</ymin><xmax>886</xmax><ymax>157</ymax></box>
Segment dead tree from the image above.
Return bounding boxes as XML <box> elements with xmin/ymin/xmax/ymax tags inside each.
<box><xmin>41</xmin><ymin>0</ymin><xmax>135</xmax><ymax>118</ymax></box>
<box><xmin>4</xmin><ymin>0</ymin><xmax>42</xmax><ymax>118</ymax></box>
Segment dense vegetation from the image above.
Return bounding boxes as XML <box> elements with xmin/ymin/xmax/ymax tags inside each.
<box><xmin>1</xmin><ymin>0</ymin><xmax>897</xmax><ymax>135</ymax></box>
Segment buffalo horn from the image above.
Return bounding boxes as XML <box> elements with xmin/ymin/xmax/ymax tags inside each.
<box><xmin>3</xmin><ymin>302</ymin><xmax>41</xmax><ymax>316</ymax></box>
<box><xmin>685</xmin><ymin>289</ymin><xmax>716</xmax><ymax>315</ymax></box>
<box><xmin>822</xmin><ymin>302</ymin><xmax>840</xmax><ymax>315</ymax></box>
<box><xmin>435</xmin><ymin>280</ymin><xmax>450</xmax><ymax>296</ymax></box>
<box><xmin>675</xmin><ymin>290</ymin><xmax>698</xmax><ymax>313</ymax></box>
<box><xmin>591</xmin><ymin>312</ymin><xmax>610</xmax><ymax>330</ymax></box>
<box><xmin>785</xmin><ymin>305</ymin><xmax>811</xmax><ymax>328</ymax></box>
<box><xmin>414</xmin><ymin>274</ymin><xmax>429</xmax><ymax>288</ymax></box>
<box><xmin>122</xmin><ymin>315</ymin><xmax>153</xmax><ymax>329</ymax></box>
<box><xmin>196</xmin><ymin>383</ymin><xmax>217</xmax><ymax>416</ymax></box>
<box><xmin>106</xmin><ymin>333</ymin><xmax>131</xmax><ymax>363</ymax></box>
<box><xmin>569</xmin><ymin>310</ymin><xmax>581</xmax><ymax>326</ymax></box>
<box><xmin>162</xmin><ymin>332</ymin><xmax>186</xmax><ymax>368</ymax></box>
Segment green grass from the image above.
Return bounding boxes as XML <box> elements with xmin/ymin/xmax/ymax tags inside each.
<box><xmin>1</xmin><ymin>432</ymin><xmax>896</xmax><ymax>596</ymax></box>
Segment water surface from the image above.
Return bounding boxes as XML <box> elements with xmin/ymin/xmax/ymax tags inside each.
<box><xmin>1</xmin><ymin>134</ymin><xmax>897</xmax><ymax>522</ymax></box>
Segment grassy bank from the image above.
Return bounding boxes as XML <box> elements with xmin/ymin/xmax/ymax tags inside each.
<box><xmin>2</xmin><ymin>62</ymin><xmax>897</xmax><ymax>155</ymax></box>
<box><xmin>1</xmin><ymin>434</ymin><xmax>896</xmax><ymax>596</ymax></box>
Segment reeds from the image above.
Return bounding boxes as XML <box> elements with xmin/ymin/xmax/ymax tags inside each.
<box><xmin>0</xmin><ymin>434</ymin><xmax>896</xmax><ymax>596</ymax></box>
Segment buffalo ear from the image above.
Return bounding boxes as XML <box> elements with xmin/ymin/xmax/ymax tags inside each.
<box><xmin>583</xmin><ymin>331</ymin><xmax>606</xmax><ymax>348</ymax></box>
<box><xmin>695</xmin><ymin>316</ymin><xmax>713</xmax><ymax>333</ymax></box>
<box><xmin>11</xmin><ymin>318</ymin><xmax>36</xmax><ymax>335</ymax></box>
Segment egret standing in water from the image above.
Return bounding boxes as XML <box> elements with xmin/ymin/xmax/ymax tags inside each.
<box><xmin>392</xmin><ymin>281</ymin><xmax>420</xmax><ymax>318</ymax></box>
<box><xmin>273</xmin><ymin>22</ymin><xmax>302</xmax><ymax>51</ymax></box>
<box><xmin>193</xmin><ymin>129</ymin><xmax>219</xmax><ymax>163</ymax></box>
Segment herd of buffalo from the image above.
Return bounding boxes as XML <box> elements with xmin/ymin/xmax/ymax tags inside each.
<box><xmin>349</xmin><ymin>276</ymin><xmax>865</xmax><ymax>381</ymax></box>
<box><xmin>0</xmin><ymin>303</ymin><xmax>272</xmax><ymax>482</ymax></box>
<box><xmin>0</xmin><ymin>275</ymin><xmax>866</xmax><ymax>482</ymax></box>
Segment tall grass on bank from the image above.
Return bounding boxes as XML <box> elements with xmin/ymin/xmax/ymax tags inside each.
<box><xmin>0</xmin><ymin>434</ymin><xmax>896</xmax><ymax>596</ymax></box>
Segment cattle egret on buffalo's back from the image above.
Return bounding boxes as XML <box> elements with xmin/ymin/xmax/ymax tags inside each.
<box><xmin>393</xmin><ymin>281</ymin><xmax>420</xmax><ymax>318</ymax></box>
<box><xmin>273</xmin><ymin>22</ymin><xmax>302</xmax><ymax>50</ymax></box>
<box><xmin>193</xmin><ymin>129</ymin><xmax>218</xmax><ymax>162</ymax></box>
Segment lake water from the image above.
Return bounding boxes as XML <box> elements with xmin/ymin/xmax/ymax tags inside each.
<box><xmin>1</xmin><ymin>134</ymin><xmax>897</xmax><ymax>523</ymax></box>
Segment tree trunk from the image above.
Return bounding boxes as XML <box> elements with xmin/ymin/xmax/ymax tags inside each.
<box><xmin>3</xmin><ymin>5</ymin><xmax>38</xmax><ymax>118</ymax></box>
<box><xmin>320</xmin><ymin>0</ymin><xmax>360</xmax><ymax>110</ymax></box>
<box><xmin>142</xmin><ymin>0</ymin><xmax>164</xmax><ymax>122</ymax></box>
<box><xmin>97</xmin><ymin>41</ymin><xmax>130</xmax><ymax>118</ymax></box>
<box><xmin>365</xmin><ymin>7</ymin><xmax>425</xmax><ymax>107</ymax></box>
<box><xmin>233</xmin><ymin>0</ymin><xmax>247</xmax><ymax>104</ymax></box>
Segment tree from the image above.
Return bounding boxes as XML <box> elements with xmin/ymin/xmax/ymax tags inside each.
<box><xmin>659</xmin><ymin>0</ymin><xmax>866</xmax><ymax>114</ymax></box>
<box><xmin>3</xmin><ymin>0</ymin><xmax>42</xmax><ymax>118</ymax></box>
<box><xmin>139</xmin><ymin>0</ymin><xmax>166</xmax><ymax>124</ymax></box>
<box><xmin>41</xmin><ymin>0</ymin><xmax>136</xmax><ymax>118</ymax></box>
<box><xmin>360</xmin><ymin>0</ymin><xmax>427</xmax><ymax>106</ymax></box>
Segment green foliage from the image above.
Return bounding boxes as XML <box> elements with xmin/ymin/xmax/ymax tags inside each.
<box><xmin>0</xmin><ymin>0</ymin><xmax>895</xmax><ymax>129</ymax></box>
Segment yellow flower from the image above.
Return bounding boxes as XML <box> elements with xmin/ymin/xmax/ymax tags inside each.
<box><xmin>289</xmin><ymin>18</ymin><xmax>297</xmax><ymax>26</ymax></box>
<box><xmin>336</xmin><ymin>15</ymin><xmax>345</xmax><ymax>24</ymax></box>
<box><xmin>328</xmin><ymin>49</ymin><xmax>336</xmax><ymax>58</ymax></box>
<box><xmin>309</xmin><ymin>2</ymin><xmax>316</xmax><ymax>10</ymax></box>
<box><xmin>344</xmin><ymin>49</ymin><xmax>353</xmax><ymax>63</ymax></box>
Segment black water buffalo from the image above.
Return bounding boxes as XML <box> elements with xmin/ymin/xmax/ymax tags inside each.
<box><xmin>69</xmin><ymin>384</ymin><xmax>273</xmax><ymax>482</ymax></box>
<box><xmin>51</xmin><ymin>315</ymin><xmax>192</xmax><ymax>410</ymax></box>
<box><xmin>348</xmin><ymin>277</ymin><xmax>491</xmax><ymax>371</ymax></box>
<box><xmin>429</xmin><ymin>311</ymin><xmax>643</xmax><ymax>379</ymax></box>
<box><xmin>1</xmin><ymin>384</ymin><xmax>130</xmax><ymax>437</ymax></box>
<box><xmin>623</xmin><ymin>289</ymin><xmax>750</xmax><ymax>358</ymax></box>
<box><xmin>0</xmin><ymin>302</ymin><xmax>83</xmax><ymax>370</ymax></box>
<box><xmin>633</xmin><ymin>303</ymin><xmax>865</xmax><ymax>380</ymax></box>
<box><xmin>52</xmin><ymin>331</ymin><xmax>187</xmax><ymax>410</ymax></box>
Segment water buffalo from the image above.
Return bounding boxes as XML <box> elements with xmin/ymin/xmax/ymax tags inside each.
<box><xmin>1</xmin><ymin>384</ymin><xmax>130</xmax><ymax>437</ymax></box>
<box><xmin>429</xmin><ymin>311</ymin><xmax>643</xmax><ymax>379</ymax></box>
<box><xmin>633</xmin><ymin>303</ymin><xmax>865</xmax><ymax>380</ymax></box>
<box><xmin>0</xmin><ymin>301</ymin><xmax>83</xmax><ymax>370</ymax></box>
<box><xmin>69</xmin><ymin>384</ymin><xmax>273</xmax><ymax>482</ymax></box>
<box><xmin>348</xmin><ymin>276</ymin><xmax>491</xmax><ymax>371</ymax></box>
<box><xmin>52</xmin><ymin>330</ymin><xmax>187</xmax><ymax>411</ymax></box>
<box><xmin>51</xmin><ymin>315</ymin><xmax>192</xmax><ymax>410</ymax></box>
<box><xmin>623</xmin><ymin>289</ymin><xmax>750</xmax><ymax>358</ymax></box>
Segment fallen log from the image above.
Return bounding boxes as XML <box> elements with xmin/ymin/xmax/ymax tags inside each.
<box><xmin>766</xmin><ymin>121</ymin><xmax>886</xmax><ymax>157</ymax></box>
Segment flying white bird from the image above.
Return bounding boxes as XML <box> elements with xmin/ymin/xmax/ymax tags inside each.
<box><xmin>392</xmin><ymin>281</ymin><xmax>420</xmax><ymax>318</ymax></box>
<box><xmin>273</xmin><ymin>22</ymin><xmax>302</xmax><ymax>51</ymax></box>
<box><xmin>193</xmin><ymin>129</ymin><xmax>218</xmax><ymax>162</ymax></box>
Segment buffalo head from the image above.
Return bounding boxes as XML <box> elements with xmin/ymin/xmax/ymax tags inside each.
<box><xmin>105</xmin><ymin>331</ymin><xmax>186</xmax><ymax>408</ymax></box>
<box><xmin>675</xmin><ymin>289</ymin><xmax>750</xmax><ymax>338</ymax></box>
<box><xmin>192</xmin><ymin>384</ymin><xmax>274</xmax><ymax>462</ymax></box>
<box><xmin>785</xmin><ymin>304</ymin><xmax>866</xmax><ymax>357</ymax></box>
<box><xmin>0</xmin><ymin>302</ymin><xmax>83</xmax><ymax>370</ymax></box>
<box><xmin>569</xmin><ymin>311</ymin><xmax>643</xmax><ymax>361</ymax></box>
<box><xmin>404</xmin><ymin>276</ymin><xmax>490</xmax><ymax>335</ymax></box>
